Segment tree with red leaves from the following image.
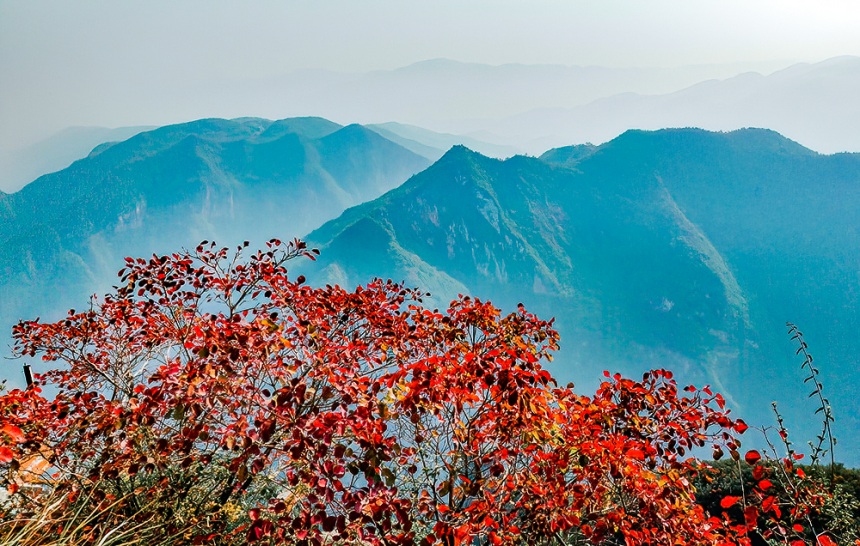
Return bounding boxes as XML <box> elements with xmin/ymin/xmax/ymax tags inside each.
<box><xmin>0</xmin><ymin>240</ymin><xmax>833</xmax><ymax>545</ymax></box>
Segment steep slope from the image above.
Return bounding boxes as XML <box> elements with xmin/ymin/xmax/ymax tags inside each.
<box><xmin>308</xmin><ymin>145</ymin><xmax>750</xmax><ymax>387</ymax></box>
<box><xmin>0</xmin><ymin>117</ymin><xmax>430</xmax><ymax>346</ymax></box>
<box><xmin>560</xmin><ymin>128</ymin><xmax>860</xmax><ymax>446</ymax></box>
<box><xmin>306</xmin><ymin>129</ymin><xmax>860</xmax><ymax>462</ymax></box>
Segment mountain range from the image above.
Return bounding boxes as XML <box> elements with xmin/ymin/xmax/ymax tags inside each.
<box><xmin>453</xmin><ymin>56</ymin><xmax>860</xmax><ymax>154</ymax></box>
<box><xmin>1</xmin><ymin>119</ymin><xmax>858</xmax><ymax>464</ymax></box>
<box><xmin>9</xmin><ymin>56</ymin><xmax>860</xmax><ymax>193</ymax></box>
<box><xmin>0</xmin><ymin>117</ymin><xmax>430</xmax><ymax>347</ymax></box>
<box><xmin>303</xmin><ymin>128</ymin><xmax>860</xmax><ymax>463</ymax></box>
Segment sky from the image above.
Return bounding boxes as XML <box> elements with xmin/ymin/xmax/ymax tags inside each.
<box><xmin>1</xmin><ymin>0</ymin><xmax>860</xmax><ymax>152</ymax></box>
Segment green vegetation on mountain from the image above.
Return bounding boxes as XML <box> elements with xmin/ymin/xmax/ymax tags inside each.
<box><xmin>306</xmin><ymin>128</ymin><xmax>860</xmax><ymax>463</ymax></box>
<box><xmin>0</xmin><ymin>117</ymin><xmax>430</xmax><ymax>346</ymax></box>
<box><xmin>2</xmin><ymin>122</ymin><xmax>859</xmax><ymax>464</ymax></box>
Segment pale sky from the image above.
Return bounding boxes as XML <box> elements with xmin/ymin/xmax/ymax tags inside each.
<box><xmin>2</xmin><ymin>0</ymin><xmax>860</xmax><ymax>150</ymax></box>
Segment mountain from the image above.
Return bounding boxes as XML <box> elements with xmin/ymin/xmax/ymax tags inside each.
<box><xmin>0</xmin><ymin>117</ymin><xmax>430</xmax><ymax>353</ymax></box>
<box><xmin>0</xmin><ymin>125</ymin><xmax>154</xmax><ymax>193</ymax></box>
<box><xmin>4</xmin><ymin>121</ymin><xmax>859</xmax><ymax>463</ymax></box>
<box><xmin>483</xmin><ymin>56</ymin><xmax>860</xmax><ymax>154</ymax></box>
<box><xmin>305</xmin><ymin>129</ymin><xmax>860</xmax><ymax>464</ymax></box>
<box><xmin>2</xmin><ymin>58</ymin><xmax>796</xmax><ymax>177</ymax></box>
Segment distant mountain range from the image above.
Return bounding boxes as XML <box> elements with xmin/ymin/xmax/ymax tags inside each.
<box><xmin>12</xmin><ymin>56</ymin><xmax>860</xmax><ymax>193</ymax></box>
<box><xmin>0</xmin><ymin>126</ymin><xmax>154</xmax><ymax>193</ymax></box>
<box><xmin>4</xmin><ymin>56</ymin><xmax>860</xmax><ymax>191</ymax></box>
<box><xmin>453</xmin><ymin>56</ymin><xmax>860</xmax><ymax>154</ymax></box>
<box><xmin>0</xmin><ymin>121</ymin><xmax>516</xmax><ymax>194</ymax></box>
<box><xmin>1</xmin><ymin>119</ymin><xmax>858</xmax><ymax>464</ymax></box>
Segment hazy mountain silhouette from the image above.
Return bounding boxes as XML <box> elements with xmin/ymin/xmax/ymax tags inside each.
<box><xmin>483</xmin><ymin>56</ymin><xmax>860</xmax><ymax>154</ymax></box>
<box><xmin>6</xmin><ymin>57</ymin><xmax>858</xmax><ymax>191</ymax></box>
<box><xmin>0</xmin><ymin>126</ymin><xmax>154</xmax><ymax>193</ymax></box>
<box><xmin>366</xmin><ymin>122</ymin><xmax>521</xmax><ymax>160</ymax></box>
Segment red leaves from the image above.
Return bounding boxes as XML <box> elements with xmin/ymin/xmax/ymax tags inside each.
<box><xmin>1</xmin><ymin>424</ymin><xmax>25</xmax><ymax>443</ymax></box>
<box><xmin>0</xmin><ymin>239</ymin><xmax>830</xmax><ymax>546</ymax></box>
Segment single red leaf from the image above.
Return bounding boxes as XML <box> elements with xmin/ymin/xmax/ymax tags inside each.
<box><xmin>744</xmin><ymin>505</ymin><xmax>759</xmax><ymax>528</ymax></box>
<box><xmin>817</xmin><ymin>535</ymin><xmax>837</xmax><ymax>546</ymax></box>
<box><xmin>744</xmin><ymin>450</ymin><xmax>762</xmax><ymax>465</ymax></box>
<box><xmin>627</xmin><ymin>448</ymin><xmax>646</xmax><ymax>461</ymax></box>
<box><xmin>0</xmin><ymin>446</ymin><xmax>14</xmax><ymax>464</ymax></box>
<box><xmin>720</xmin><ymin>495</ymin><xmax>741</xmax><ymax>509</ymax></box>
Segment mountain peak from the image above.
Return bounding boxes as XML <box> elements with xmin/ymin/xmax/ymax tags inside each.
<box><xmin>258</xmin><ymin>117</ymin><xmax>342</xmax><ymax>141</ymax></box>
<box><xmin>320</xmin><ymin>124</ymin><xmax>391</xmax><ymax>147</ymax></box>
<box><xmin>604</xmin><ymin>127</ymin><xmax>816</xmax><ymax>157</ymax></box>
<box><xmin>437</xmin><ymin>144</ymin><xmax>483</xmax><ymax>162</ymax></box>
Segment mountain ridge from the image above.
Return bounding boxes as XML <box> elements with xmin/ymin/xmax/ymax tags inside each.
<box><xmin>0</xmin><ymin>117</ymin><xmax>431</xmax><ymax>352</ymax></box>
<box><xmin>304</xmin><ymin>127</ymin><xmax>860</xmax><ymax>463</ymax></box>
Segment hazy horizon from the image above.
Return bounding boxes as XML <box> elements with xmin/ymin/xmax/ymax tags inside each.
<box><xmin>3</xmin><ymin>1</ymin><xmax>860</xmax><ymax>141</ymax></box>
<box><xmin>2</xmin><ymin>0</ymin><xmax>860</xmax><ymax>192</ymax></box>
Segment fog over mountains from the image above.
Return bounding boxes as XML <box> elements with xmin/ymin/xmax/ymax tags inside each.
<box><xmin>4</xmin><ymin>56</ymin><xmax>859</xmax><ymax>194</ymax></box>
<box><xmin>0</xmin><ymin>117</ymin><xmax>429</xmax><ymax>348</ymax></box>
<box><xmin>476</xmin><ymin>56</ymin><xmax>860</xmax><ymax>155</ymax></box>
<box><xmin>1</xmin><ymin>116</ymin><xmax>858</xmax><ymax>463</ymax></box>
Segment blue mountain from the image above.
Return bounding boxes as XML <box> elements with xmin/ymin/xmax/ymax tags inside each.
<box><xmin>0</xmin><ymin>117</ymin><xmax>430</xmax><ymax>347</ymax></box>
<box><xmin>305</xmin><ymin>128</ymin><xmax>860</xmax><ymax>463</ymax></box>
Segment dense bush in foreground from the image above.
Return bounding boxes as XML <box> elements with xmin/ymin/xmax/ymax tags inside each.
<box><xmin>0</xmin><ymin>240</ymin><xmax>845</xmax><ymax>544</ymax></box>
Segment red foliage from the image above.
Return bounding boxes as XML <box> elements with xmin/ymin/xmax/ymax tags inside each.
<box><xmin>0</xmin><ymin>239</ymin><xmax>828</xmax><ymax>544</ymax></box>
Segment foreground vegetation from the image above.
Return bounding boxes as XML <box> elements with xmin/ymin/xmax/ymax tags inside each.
<box><xmin>0</xmin><ymin>240</ymin><xmax>854</xmax><ymax>544</ymax></box>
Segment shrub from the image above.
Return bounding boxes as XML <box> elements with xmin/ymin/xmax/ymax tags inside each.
<box><xmin>0</xmin><ymin>240</ymin><xmax>837</xmax><ymax>545</ymax></box>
